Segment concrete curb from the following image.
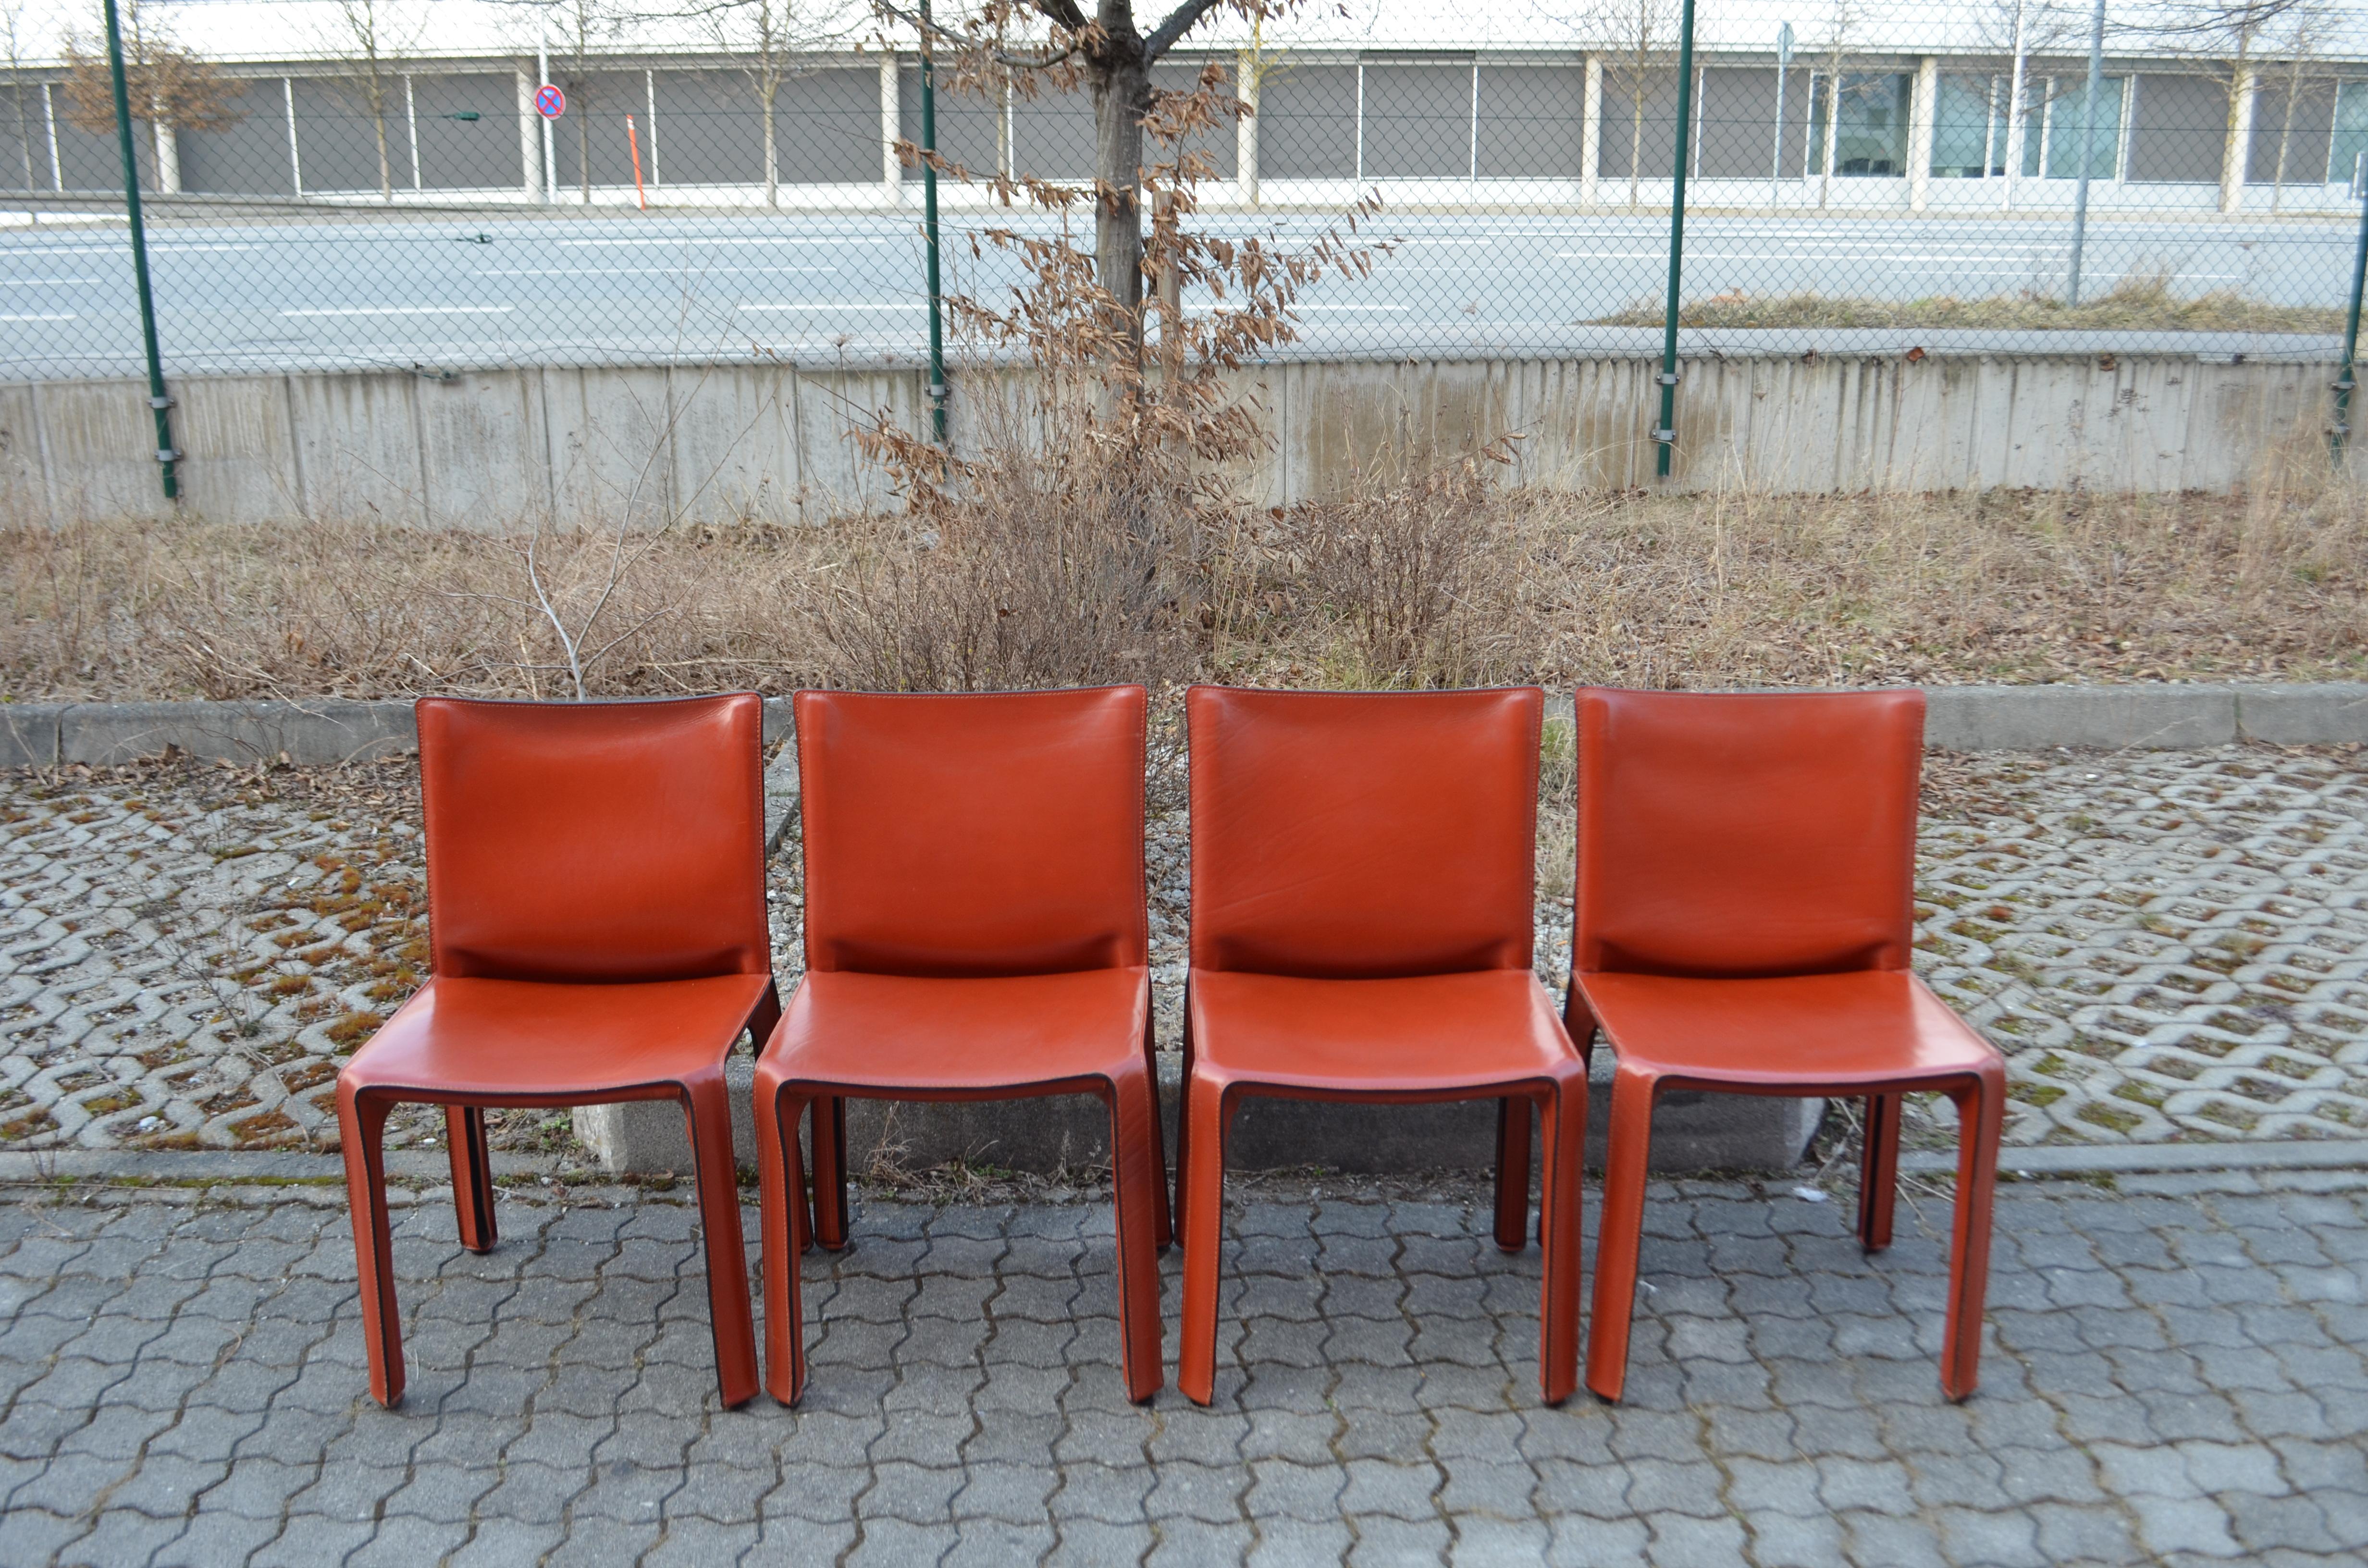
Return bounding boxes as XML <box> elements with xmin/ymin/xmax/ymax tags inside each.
<box><xmin>0</xmin><ymin>697</ymin><xmax>802</xmax><ymax>770</ymax></box>
<box><xmin>7</xmin><ymin>686</ymin><xmax>2366</xmax><ymax>772</ymax></box>
<box><xmin>1900</xmin><ymin>1140</ymin><xmax>2368</xmax><ymax>1176</ymax></box>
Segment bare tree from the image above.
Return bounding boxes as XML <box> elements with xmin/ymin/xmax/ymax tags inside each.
<box><xmin>315</xmin><ymin>0</ymin><xmax>425</xmax><ymax>201</ymax></box>
<box><xmin>2260</xmin><ymin>0</ymin><xmax>2334</xmax><ymax>211</ymax></box>
<box><xmin>500</xmin><ymin>0</ymin><xmax>625</xmax><ymax>203</ymax></box>
<box><xmin>1</xmin><ymin>0</ymin><xmax>38</xmax><ymax>192</ymax></box>
<box><xmin>1563</xmin><ymin>0</ymin><xmax>1678</xmax><ymax>212</ymax></box>
<box><xmin>2131</xmin><ymin>0</ymin><xmax>2312</xmax><ymax>211</ymax></box>
<box><xmin>876</xmin><ymin>0</ymin><xmax>1287</xmax><ymax>356</ymax></box>
<box><xmin>664</xmin><ymin>0</ymin><xmax>849</xmax><ymax>208</ymax></box>
<box><xmin>1808</xmin><ymin>0</ymin><xmax>1857</xmax><ymax>210</ymax></box>
<box><xmin>61</xmin><ymin>0</ymin><xmax>244</xmax><ymax>177</ymax></box>
<box><xmin>1973</xmin><ymin>0</ymin><xmax>2077</xmax><ymax>209</ymax></box>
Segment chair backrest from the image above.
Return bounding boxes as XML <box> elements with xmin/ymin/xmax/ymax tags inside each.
<box><xmin>1573</xmin><ymin>687</ymin><xmax>1924</xmax><ymax>979</ymax></box>
<box><xmin>417</xmin><ymin>693</ymin><xmax>770</xmax><ymax>983</ymax></box>
<box><xmin>1188</xmin><ymin>686</ymin><xmax>1542</xmax><ymax>979</ymax></box>
<box><xmin>797</xmin><ymin>686</ymin><xmax>1148</xmax><ymax>977</ymax></box>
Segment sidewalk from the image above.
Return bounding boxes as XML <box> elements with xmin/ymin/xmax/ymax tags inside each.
<box><xmin>2</xmin><ymin>1166</ymin><xmax>2363</xmax><ymax>1567</ymax></box>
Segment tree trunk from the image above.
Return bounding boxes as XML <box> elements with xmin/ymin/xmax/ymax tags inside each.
<box><xmin>763</xmin><ymin>86</ymin><xmax>778</xmax><ymax>208</ymax></box>
<box><xmin>1092</xmin><ymin>37</ymin><xmax>1151</xmax><ymax>352</ymax></box>
<box><xmin>374</xmin><ymin>101</ymin><xmax>392</xmax><ymax>201</ymax></box>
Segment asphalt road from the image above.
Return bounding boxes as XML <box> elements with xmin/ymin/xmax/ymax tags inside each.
<box><xmin>0</xmin><ymin>206</ymin><xmax>2353</xmax><ymax>379</ymax></box>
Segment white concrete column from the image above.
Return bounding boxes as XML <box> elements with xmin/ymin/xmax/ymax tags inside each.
<box><xmin>1581</xmin><ymin>54</ymin><xmax>1602</xmax><ymax>206</ymax></box>
<box><xmin>880</xmin><ymin>53</ymin><xmax>900</xmax><ymax>199</ymax></box>
<box><xmin>1237</xmin><ymin>50</ymin><xmax>1260</xmax><ymax>207</ymax></box>
<box><xmin>1909</xmin><ymin>56</ymin><xmax>1937</xmax><ymax>211</ymax></box>
<box><xmin>516</xmin><ymin>68</ymin><xmax>541</xmax><ymax>198</ymax></box>
<box><xmin>2220</xmin><ymin>67</ymin><xmax>2255</xmax><ymax>213</ymax></box>
<box><xmin>284</xmin><ymin>78</ymin><xmax>302</xmax><ymax>196</ymax></box>
<box><xmin>150</xmin><ymin>122</ymin><xmax>179</xmax><ymax>193</ymax></box>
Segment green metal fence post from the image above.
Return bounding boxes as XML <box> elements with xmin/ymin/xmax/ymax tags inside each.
<box><xmin>1653</xmin><ymin>0</ymin><xmax>1698</xmax><ymax>480</ymax></box>
<box><xmin>103</xmin><ymin>0</ymin><xmax>177</xmax><ymax>502</ymax></box>
<box><xmin>920</xmin><ymin>0</ymin><xmax>948</xmax><ymax>445</ymax></box>
<box><xmin>2336</xmin><ymin>168</ymin><xmax>2366</xmax><ymax>466</ymax></box>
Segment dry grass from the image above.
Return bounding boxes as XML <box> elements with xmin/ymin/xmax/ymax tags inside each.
<box><xmin>4</xmin><ymin>464</ymin><xmax>2364</xmax><ymax>703</ymax></box>
<box><xmin>1597</xmin><ymin>269</ymin><xmax>2348</xmax><ymax>335</ymax></box>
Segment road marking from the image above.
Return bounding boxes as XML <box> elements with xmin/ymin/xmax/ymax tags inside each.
<box><xmin>0</xmin><ymin>244</ymin><xmax>259</xmax><ymax>257</ymax></box>
<box><xmin>477</xmin><ymin>266</ymin><xmax>837</xmax><ymax>276</ymax></box>
<box><xmin>555</xmin><ymin>236</ymin><xmax>896</xmax><ymax>247</ymax></box>
<box><xmin>736</xmin><ymin>301</ymin><xmax>921</xmax><ymax>311</ymax></box>
<box><xmin>281</xmin><ymin>305</ymin><xmax>515</xmax><ymax>317</ymax></box>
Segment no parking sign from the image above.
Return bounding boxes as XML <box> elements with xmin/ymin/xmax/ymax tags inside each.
<box><xmin>534</xmin><ymin>84</ymin><xmax>566</xmax><ymax>119</ymax></box>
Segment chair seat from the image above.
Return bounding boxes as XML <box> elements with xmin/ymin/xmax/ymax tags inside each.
<box><xmin>767</xmin><ymin>968</ymin><xmax>1151</xmax><ymax>1092</ymax></box>
<box><xmin>1578</xmin><ymin>969</ymin><xmax>2000</xmax><ymax>1091</ymax></box>
<box><xmin>345</xmin><ymin>973</ymin><xmax>774</xmax><ymax>1100</ymax></box>
<box><xmin>1189</xmin><ymin>969</ymin><xmax>1578</xmax><ymax>1096</ymax></box>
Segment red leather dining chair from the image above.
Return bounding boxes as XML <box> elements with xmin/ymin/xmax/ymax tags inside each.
<box><xmin>335</xmin><ymin>694</ymin><xmax>777</xmax><ymax>1409</ymax></box>
<box><xmin>1177</xmin><ymin>686</ymin><xmax>1588</xmax><ymax>1407</ymax></box>
<box><xmin>754</xmin><ymin>686</ymin><xmax>1168</xmax><ymax>1406</ymax></box>
<box><xmin>1569</xmin><ymin>686</ymin><xmax>2006</xmax><ymax>1404</ymax></box>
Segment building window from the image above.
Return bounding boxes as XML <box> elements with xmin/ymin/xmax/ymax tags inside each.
<box><xmin>2032</xmin><ymin>75</ymin><xmax>2124</xmax><ymax>180</ymax></box>
<box><xmin>1808</xmin><ymin>71</ymin><xmax>1909</xmax><ymax>175</ymax></box>
<box><xmin>1932</xmin><ymin>73</ymin><xmax>2002</xmax><ymax>177</ymax></box>
<box><xmin>2334</xmin><ymin>79</ymin><xmax>2368</xmax><ymax>187</ymax></box>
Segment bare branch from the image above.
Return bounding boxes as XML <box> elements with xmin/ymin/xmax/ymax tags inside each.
<box><xmin>1143</xmin><ymin>0</ymin><xmax>1227</xmax><ymax>61</ymax></box>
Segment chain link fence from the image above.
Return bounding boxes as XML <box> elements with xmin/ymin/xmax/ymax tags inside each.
<box><xmin>2</xmin><ymin>1</ymin><xmax>2363</xmax><ymax>396</ymax></box>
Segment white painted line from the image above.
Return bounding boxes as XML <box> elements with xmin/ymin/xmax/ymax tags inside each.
<box><xmin>0</xmin><ymin>311</ymin><xmax>72</xmax><ymax>321</ymax></box>
<box><xmin>735</xmin><ymin>301</ymin><xmax>922</xmax><ymax>311</ymax></box>
<box><xmin>0</xmin><ymin>278</ymin><xmax>101</xmax><ymax>286</ymax></box>
<box><xmin>0</xmin><ymin>244</ymin><xmax>259</xmax><ymax>257</ymax></box>
<box><xmin>1291</xmin><ymin>304</ymin><xmax>1411</xmax><ymax>311</ymax></box>
<box><xmin>280</xmin><ymin>305</ymin><xmax>515</xmax><ymax>317</ymax></box>
<box><xmin>555</xmin><ymin>236</ymin><xmax>896</xmax><ymax>247</ymax></box>
<box><xmin>478</xmin><ymin>266</ymin><xmax>836</xmax><ymax>276</ymax></box>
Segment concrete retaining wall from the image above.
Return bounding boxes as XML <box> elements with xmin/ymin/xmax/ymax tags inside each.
<box><xmin>6</xmin><ymin>351</ymin><xmax>2357</xmax><ymax>525</ymax></box>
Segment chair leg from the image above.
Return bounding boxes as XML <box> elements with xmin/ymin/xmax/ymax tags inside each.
<box><xmin>1170</xmin><ymin>986</ymin><xmax>1194</xmax><ymax>1241</ymax></box>
<box><xmin>1107</xmin><ymin>1068</ymin><xmax>1166</xmax><ymax>1403</ymax></box>
<box><xmin>1492</xmin><ymin>1097</ymin><xmax>1533</xmax><ymax>1254</ymax></box>
<box><xmin>680</xmin><ymin>1074</ymin><xmax>759</xmax><ymax>1408</ymax></box>
<box><xmin>810</xmin><ymin>1095</ymin><xmax>851</xmax><ymax>1251</ymax></box>
<box><xmin>1142</xmin><ymin>999</ymin><xmax>1172</xmax><ymax>1253</ymax></box>
<box><xmin>1859</xmin><ymin>1092</ymin><xmax>1901</xmax><ymax>1253</ymax></box>
<box><xmin>1941</xmin><ymin>1065</ymin><xmax>2005</xmax><ymax>1402</ymax></box>
<box><xmin>1177</xmin><ymin>1071</ymin><xmax>1232</xmax><ymax>1407</ymax></box>
<box><xmin>336</xmin><ymin>1083</ymin><xmax>405</xmax><ymax>1409</ymax></box>
<box><xmin>1537</xmin><ymin>1078</ymin><xmax>1587</xmax><ymax>1406</ymax></box>
<box><xmin>445</xmin><ymin>1105</ymin><xmax>497</xmax><ymax>1254</ymax></box>
<box><xmin>757</xmin><ymin>1078</ymin><xmax>814</xmax><ymax>1406</ymax></box>
<box><xmin>1584</xmin><ymin>1065</ymin><xmax>1657</xmax><ymax>1404</ymax></box>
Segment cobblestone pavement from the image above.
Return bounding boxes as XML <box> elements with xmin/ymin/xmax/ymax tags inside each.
<box><xmin>4</xmin><ymin>743</ymin><xmax>2366</xmax><ymax>1155</ymax></box>
<box><xmin>2</xmin><ymin>1168</ymin><xmax>2366</xmax><ymax>1567</ymax></box>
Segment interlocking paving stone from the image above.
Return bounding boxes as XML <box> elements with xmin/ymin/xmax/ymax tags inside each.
<box><xmin>0</xmin><ymin>1172</ymin><xmax>2360</xmax><ymax>1564</ymax></box>
<box><xmin>11</xmin><ymin>745</ymin><xmax>2368</xmax><ymax>1159</ymax></box>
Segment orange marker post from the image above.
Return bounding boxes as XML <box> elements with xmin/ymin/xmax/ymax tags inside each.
<box><xmin>626</xmin><ymin>114</ymin><xmax>647</xmax><ymax>211</ymax></box>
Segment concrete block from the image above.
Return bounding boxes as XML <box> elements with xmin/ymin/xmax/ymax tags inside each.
<box><xmin>582</xmin><ymin>1053</ymin><xmax>1821</xmax><ymax>1179</ymax></box>
<box><xmin>1924</xmin><ymin>685</ymin><xmax>2237</xmax><ymax>751</ymax></box>
<box><xmin>58</xmin><ymin>700</ymin><xmax>414</xmax><ymax>766</ymax></box>
<box><xmin>2235</xmin><ymin>684</ymin><xmax>2368</xmax><ymax>746</ymax></box>
<box><xmin>0</xmin><ymin>704</ymin><xmax>64</xmax><ymax>768</ymax></box>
